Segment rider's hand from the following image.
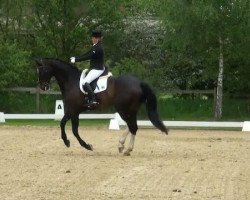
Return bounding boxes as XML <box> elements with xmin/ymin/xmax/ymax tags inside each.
<box><xmin>70</xmin><ymin>57</ymin><xmax>75</xmax><ymax>63</ymax></box>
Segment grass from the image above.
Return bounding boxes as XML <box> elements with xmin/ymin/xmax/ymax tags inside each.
<box><xmin>0</xmin><ymin>119</ymin><xmax>110</xmax><ymax>127</ymax></box>
<box><xmin>0</xmin><ymin>91</ymin><xmax>59</xmax><ymax>113</ymax></box>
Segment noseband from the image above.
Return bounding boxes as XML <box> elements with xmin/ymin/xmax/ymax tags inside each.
<box><xmin>37</xmin><ymin>66</ymin><xmax>50</xmax><ymax>91</ymax></box>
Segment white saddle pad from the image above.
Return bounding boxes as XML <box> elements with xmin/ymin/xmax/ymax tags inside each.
<box><xmin>79</xmin><ymin>69</ymin><xmax>112</xmax><ymax>94</ymax></box>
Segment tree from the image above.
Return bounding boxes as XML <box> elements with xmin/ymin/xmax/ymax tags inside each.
<box><xmin>0</xmin><ymin>42</ymin><xmax>31</xmax><ymax>89</ymax></box>
<box><xmin>0</xmin><ymin>0</ymin><xmax>33</xmax><ymax>88</ymax></box>
<box><xmin>154</xmin><ymin>0</ymin><xmax>250</xmax><ymax>119</ymax></box>
<box><xmin>29</xmin><ymin>0</ymin><xmax>90</xmax><ymax>59</ymax></box>
<box><xmin>0</xmin><ymin>0</ymin><xmax>147</xmax><ymax>88</ymax></box>
<box><xmin>29</xmin><ymin>0</ymin><xmax>130</xmax><ymax>61</ymax></box>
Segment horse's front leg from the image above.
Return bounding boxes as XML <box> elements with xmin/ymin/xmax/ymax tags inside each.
<box><xmin>60</xmin><ymin>114</ymin><xmax>70</xmax><ymax>147</ymax></box>
<box><xmin>71</xmin><ymin>115</ymin><xmax>93</xmax><ymax>151</ymax></box>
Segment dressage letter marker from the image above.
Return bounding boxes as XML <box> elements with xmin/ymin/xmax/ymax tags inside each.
<box><xmin>242</xmin><ymin>121</ymin><xmax>250</xmax><ymax>132</ymax></box>
<box><xmin>109</xmin><ymin>119</ymin><xmax>120</xmax><ymax>130</ymax></box>
<box><xmin>0</xmin><ymin>112</ymin><xmax>5</xmax><ymax>123</ymax></box>
<box><xmin>55</xmin><ymin>100</ymin><xmax>64</xmax><ymax>120</ymax></box>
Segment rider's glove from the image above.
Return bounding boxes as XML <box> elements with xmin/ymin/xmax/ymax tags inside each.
<box><xmin>70</xmin><ymin>57</ymin><xmax>75</xmax><ymax>63</ymax></box>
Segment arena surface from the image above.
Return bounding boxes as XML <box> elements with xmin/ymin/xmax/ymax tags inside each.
<box><xmin>0</xmin><ymin>126</ymin><xmax>249</xmax><ymax>200</ymax></box>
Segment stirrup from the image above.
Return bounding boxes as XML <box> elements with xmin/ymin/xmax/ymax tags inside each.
<box><xmin>89</xmin><ymin>100</ymin><xmax>98</xmax><ymax>105</ymax></box>
<box><xmin>85</xmin><ymin>99</ymin><xmax>99</xmax><ymax>108</ymax></box>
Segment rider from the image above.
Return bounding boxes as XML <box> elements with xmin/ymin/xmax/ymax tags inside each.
<box><xmin>70</xmin><ymin>30</ymin><xmax>105</xmax><ymax>106</ymax></box>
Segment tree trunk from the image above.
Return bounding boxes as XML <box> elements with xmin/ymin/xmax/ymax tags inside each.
<box><xmin>214</xmin><ymin>38</ymin><xmax>224</xmax><ymax>120</ymax></box>
<box><xmin>36</xmin><ymin>85</ymin><xmax>40</xmax><ymax>113</ymax></box>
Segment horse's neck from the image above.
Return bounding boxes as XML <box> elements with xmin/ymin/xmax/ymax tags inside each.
<box><xmin>51</xmin><ymin>63</ymin><xmax>79</xmax><ymax>94</ymax></box>
<box><xmin>54</xmin><ymin>72</ymin><xmax>67</xmax><ymax>93</ymax></box>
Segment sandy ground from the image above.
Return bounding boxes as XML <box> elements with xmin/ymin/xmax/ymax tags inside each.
<box><xmin>0</xmin><ymin>126</ymin><xmax>249</xmax><ymax>200</ymax></box>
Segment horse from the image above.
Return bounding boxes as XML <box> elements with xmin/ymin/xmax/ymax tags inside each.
<box><xmin>35</xmin><ymin>58</ymin><xmax>168</xmax><ymax>155</ymax></box>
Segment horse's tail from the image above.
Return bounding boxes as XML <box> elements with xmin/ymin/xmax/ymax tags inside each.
<box><xmin>140</xmin><ymin>82</ymin><xmax>168</xmax><ymax>134</ymax></box>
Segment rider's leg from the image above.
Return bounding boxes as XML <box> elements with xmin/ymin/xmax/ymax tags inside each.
<box><xmin>84</xmin><ymin>82</ymin><xmax>98</xmax><ymax>105</ymax></box>
<box><xmin>82</xmin><ymin>69</ymin><xmax>105</xmax><ymax>105</ymax></box>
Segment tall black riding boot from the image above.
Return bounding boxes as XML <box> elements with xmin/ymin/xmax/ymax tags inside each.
<box><xmin>84</xmin><ymin>83</ymin><xmax>98</xmax><ymax>106</ymax></box>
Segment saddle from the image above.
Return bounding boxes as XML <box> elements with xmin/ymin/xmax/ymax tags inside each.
<box><xmin>79</xmin><ymin>67</ymin><xmax>112</xmax><ymax>94</ymax></box>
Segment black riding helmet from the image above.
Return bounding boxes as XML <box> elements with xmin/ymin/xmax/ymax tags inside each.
<box><xmin>91</xmin><ymin>30</ymin><xmax>102</xmax><ymax>38</ymax></box>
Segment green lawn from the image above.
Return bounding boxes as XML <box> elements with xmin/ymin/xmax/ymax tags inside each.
<box><xmin>0</xmin><ymin>119</ymin><xmax>110</xmax><ymax>127</ymax></box>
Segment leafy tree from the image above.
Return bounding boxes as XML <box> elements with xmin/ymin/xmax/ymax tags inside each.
<box><xmin>152</xmin><ymin>0</ymin><xmax>250</xmax><ymax>119</ymax></box>
<box><xmin>1</xmin><ymin>0</ymin><xmax>249</xmax><ymax>106</ymax></box>
<box><xmin>0</xmin><ymin>0</ymin><xmax>34</xmax><ymax>88</ymax></box>
<box><xmin>0</xmin><ymin>0</ymin><xmax>30</xmax><ymax>41</ymax></box>
<box><xmin>29</xmin><ymin>0</ymin><xmax>90</xmax><ymax>59</ymax></box>
<box><xmin>112</xmin><ymin>57</ymin><xmax>147</xmax><ymax>79</ymax></box>
<box><xmin>0</xmin><ymin>42</ymin><xmax>31</xmax><ymax>89</ymax></box>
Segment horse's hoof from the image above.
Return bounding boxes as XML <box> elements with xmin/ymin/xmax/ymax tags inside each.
<box><xmin>123</xmin><ymin>151</ymin><xmax>131</xmax><ymax>156</ymax></box>
<box><xmin>87</xmin><ymin>144</ymin><xmax>93</xmax><ymax>151</ymax></box>
<box><xmin>123</xmin><ymin>149</ymin><xmax>132</xmax><ymax>156</ymax></box>
<box><xmin>64</xmin><ymin>140</ymin><xmax>70</xmax><ymax>148</ymax></box>
<box><xmin>162</xmin><ymin>129</ymin><xmax>169</xmax><ymax>135</ymax></box>
<box><xmin>118</xmin><ymin>146</ymin><xmax>124</xmax><ymax>153</ymax></box>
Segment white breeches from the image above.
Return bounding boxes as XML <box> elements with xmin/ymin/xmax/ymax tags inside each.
<box><xmin>82</xmin><ymin>68</ymin><xmax>105</xmax><ymax>84</ymax></box>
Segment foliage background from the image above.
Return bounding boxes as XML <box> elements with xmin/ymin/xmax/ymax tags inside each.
<box><xmin>0</xmin><ymin>0</ymin><xmax>249</xmax><ymax>119</ymax></box>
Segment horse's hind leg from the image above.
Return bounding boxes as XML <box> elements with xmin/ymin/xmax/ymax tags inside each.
<box><xmin>60</xmin><ymin>114</ymin><xmax>70</xmax><ymax>147</ymax></box>
<box><xmin>71</xmin><ymin>115</ymin><xmax>93</xmax><ymax>151</ymax></box>
<box><xmin>118</xmin><ymin>128</ymin><xmax>129</xmax><ymax>153</ymax></box>
<box><xmin>123</xmin><ymin>116</ymin><xmax>138</xmax><ymax>156</ymax></box>
<box><xmin>123</xmin><ymin>133</ymin><xmax>136</xmax><ymax>156</ymax></box>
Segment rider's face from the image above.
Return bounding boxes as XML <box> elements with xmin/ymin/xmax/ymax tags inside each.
<box><xmin>91</xmin><ymin>37</ymin><xmax>100</xmax><ymax>45</ymax></box>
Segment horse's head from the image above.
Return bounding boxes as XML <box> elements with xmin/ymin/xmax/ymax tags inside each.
<box><xmin>35</xmin><ymin>59</ymin><xmax>53</xmax><ymax>91</ymax></box>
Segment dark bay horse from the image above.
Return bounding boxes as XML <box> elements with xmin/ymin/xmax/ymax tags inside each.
<box><xmin>36</xmin><ymin>58</ymin><xmax>168</xmax><ymax>155</ymax></box>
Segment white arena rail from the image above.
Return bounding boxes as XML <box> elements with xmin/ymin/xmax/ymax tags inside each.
<box><xmin>135</xmin><ymin>121</ymin><xmax>244</xmax><ymax>128</ymax></box>
<box><xmin>118</xmin><ymin>120</ymin><xmax>250</xmax><ymax>131</ymax></box>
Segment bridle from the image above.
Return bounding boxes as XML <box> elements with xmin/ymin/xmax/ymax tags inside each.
<box><xmin>37</xmin><ymin>66</ymin><xmax>50</xmax><ymax>91</ymax></box>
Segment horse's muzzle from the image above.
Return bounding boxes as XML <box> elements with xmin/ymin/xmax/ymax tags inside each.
<box><xmin>39</xmin><ymin>82</ymin><xmax>50</xmax><ymax>91</ymax></box>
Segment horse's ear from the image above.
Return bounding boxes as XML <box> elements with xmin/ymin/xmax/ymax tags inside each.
<box><xmin>34</xmin><ymin>58</ymin><xmax>42</xmax><ymax>66</ymax></box>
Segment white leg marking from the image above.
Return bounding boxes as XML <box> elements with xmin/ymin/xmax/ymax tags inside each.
<box><xmin>124</xmin><ymin>134</ymin><xmax>135</xmax><ymax>156</ymax></box>
<box><xmin>118</xmin><ymin>129</ymin><xmax>129</xmax><ymax>153</ymax></box>
<box><xmin>119</xmin><ymin>128</ymin><xmax>129</xmax><ymax>144</ymax></box>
